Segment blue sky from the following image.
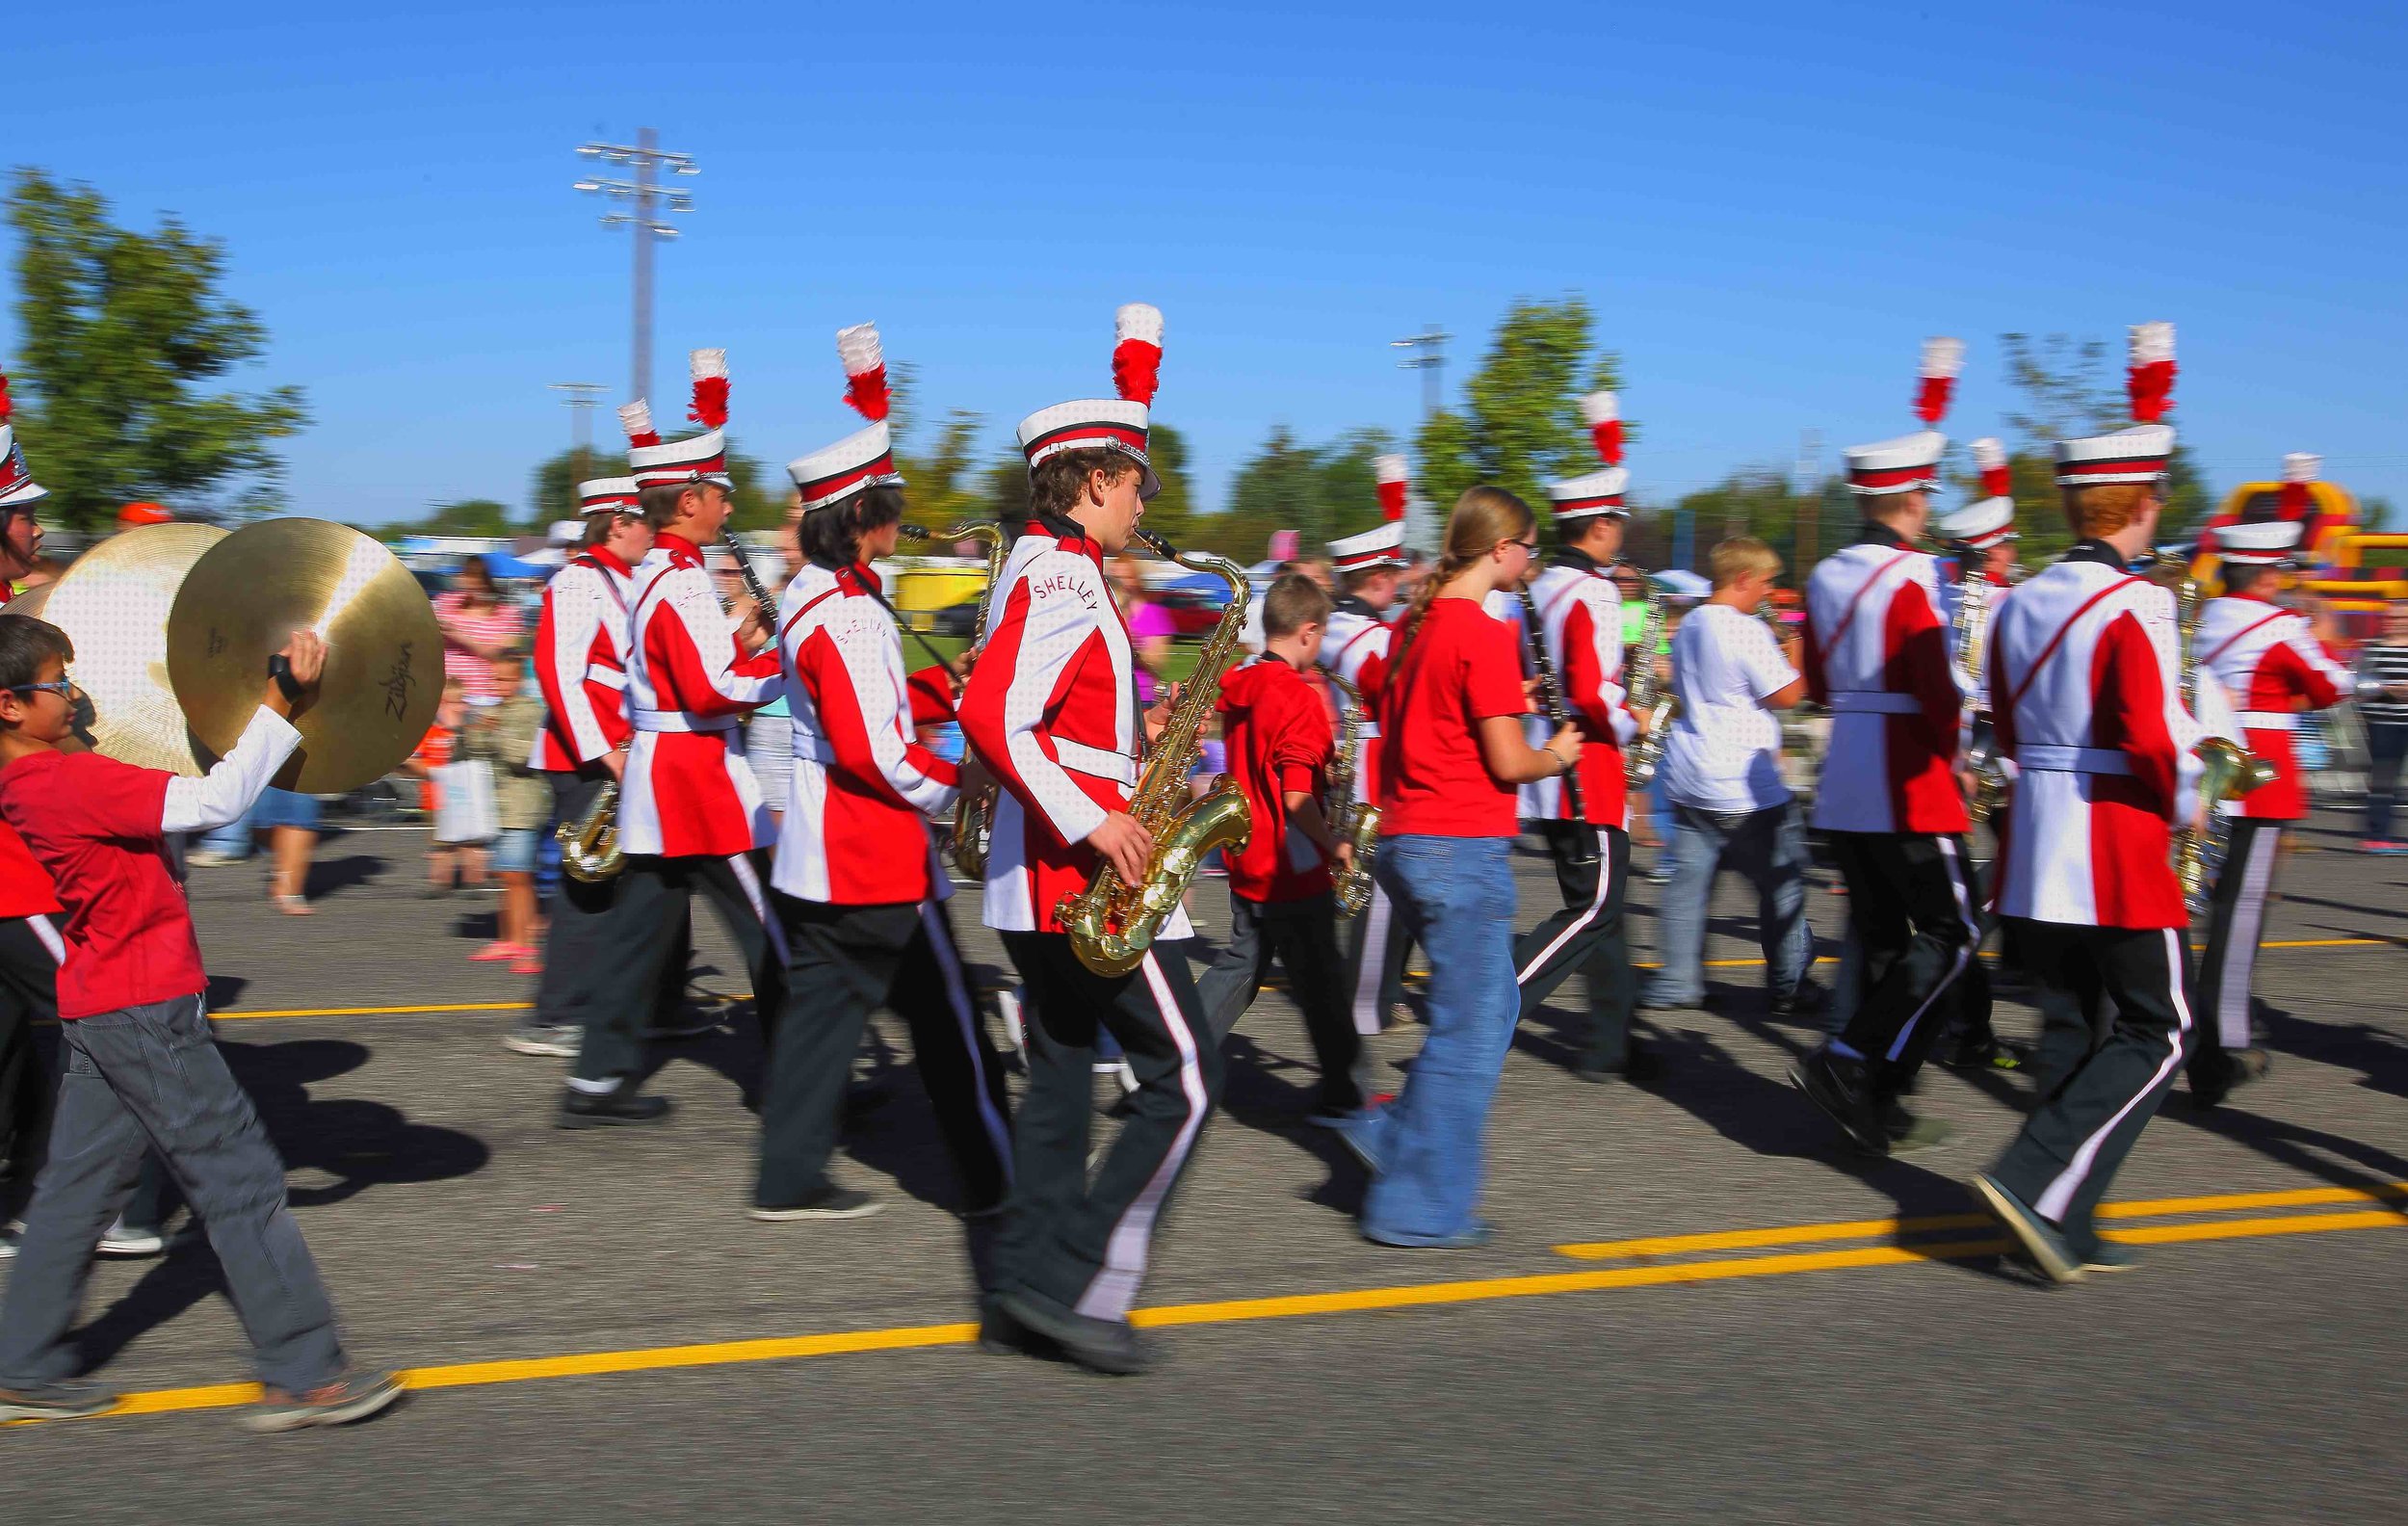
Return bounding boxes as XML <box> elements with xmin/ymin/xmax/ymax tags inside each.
<box><xmin>6</xmin><ymin>1</ymin><xmax>2404</xmax><ymax>530</ymax></box>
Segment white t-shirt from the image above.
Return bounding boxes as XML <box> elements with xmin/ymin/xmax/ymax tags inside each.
<box><xmin>1661</xmin><ymin>601</ymin><xmax>1797</xmax><ymax>812</ymax></box>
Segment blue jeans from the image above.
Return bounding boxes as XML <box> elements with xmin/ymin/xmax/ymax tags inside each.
<box><xmin>1355</xmin><ymin>835</ymin><xmax>1518</xmax><ymax>1244</ymax></box>
<box><xmin>198</xmin><ymin>799</ymin><xmax>255</xmax><ymax>859</ymax></box>
<box><xmin>1642</xmin><ymin>802</ymin><xmax>1814</xmax><ymax>1008</ymax></box>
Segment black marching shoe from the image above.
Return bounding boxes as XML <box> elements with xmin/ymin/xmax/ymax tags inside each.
<box><xmin>2189</xmin><ymin>1048</ymin><xmax>2271</xmax><ymax>1110</ymax></box>
<box><xmin>1971</xmin><ymin>1172</ymin><xmax>2083</xmax><ymax>1285</ymax></box>
<box><xmin>1768</xmin><ymin>979</ymin><xmax>1828</xmax><ymax>1023</ymax></box>
<box><xmin>1790</xmin><ymin>1047</ymin><xmax>1887</xmax><ymax>1155</ymax></box>
<box><xmin>992</xmin><ymin>1288</ymin><xmax>1156</xmax><ymax>1377</ymax></box>
<box><xmin>558</xmin><ymin>1081</ymin><xmax>674</xmax><ymax>1129</ymax></box>
<box><xmin>747</xmin><ymin>1185</ymin><xmax>882</xmax><ymax>1222</ymax></box>
<box><xmin>1881</xmin><ymin>1098</ymin><xmax>1956</xmax><ymax>1152</ymax></box>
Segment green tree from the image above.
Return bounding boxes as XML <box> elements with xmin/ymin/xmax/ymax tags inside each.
<box><xmin>893</xmin><ymin>408</ymin><xmax>983</xmax><ymax>526</ymax></box>
<box><xmin>418</xmin><ymin>499</ymin><xmax>514</xmax><ymax>537</ymax></box>
<box><xmin>1670</xmin><ymin>468</ymin><xmax>1822</xmax><ymax>582</ymax></box>
<box><xmin>1994</xmin><ymin>329</ymin><xmax>2213</xmax><ymax>548</ymax></box>
<box><xmin>718</xmin><ymin>438</ymin><xmax>782</xmax><ymax>534</ymax></box>
<box><xmin>1412</xmin><ymin>297</ymin><xmax>1627</xmax><ymax>533</ymax></box>
<box><xmin>5</xmin><ymin>169</ymin><xmax>308</xmax><ymax>530</ymax></box>
<box><xmin>1210</xmin><ymin>425</ymin><xmax>1400</xmax><ymax>563</ymax></box>
<box><xmin>529</xmin><ymin>446</ymin><xmax>601</xmax><ymax>533</ymax></box>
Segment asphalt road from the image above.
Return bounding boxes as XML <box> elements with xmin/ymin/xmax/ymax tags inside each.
<box><xmin>4</xmin><ymin>808</ymin><xmax>2403</xmax><ymax>1523</ymax></box>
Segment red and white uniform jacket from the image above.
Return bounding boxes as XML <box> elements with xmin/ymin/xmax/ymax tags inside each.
<box><xmin>527</xmin><ymin>547</ymin><xmax>639</xmax><ymax>771</ymax></box>
<box><xmin>1987</xmin><ymin>545</ymin><xmax>2204</xmax><ymax>930</ymax></box>
<box><xmin>1516</xmin><ymin>554</ymin><xmax>1636</xmax><ymax>827</ymax></box>
<box><xmin>957</xmin><ymin>513</ymin><xmax>1192</xmax><ymax>939</ymax></box>
<box><xmin>1804</xmin><ymin>529</ymin><xmax>1968</xmax><ymax>835</ymax></box>
<box><xmin>619</xmin><ymin>532</ymin><xmax>780</xmax><ymax>857</ymax></box>
<box><xmin>0</xmin><ymin>583</ymin><xmax>63</xmax><ymax>925</ymax></box>
<box><xmin>2198</xmin><ymin>593</ymin><xmax>2349</xmax><ymax>822</ymax></box>
<box><xmin>771</xmin><ymin>559</ymin><xmax>960</xmax><ymax>905</ymax></box>
<box><xmin>1318</xmin><ymin>595</ymin><xmax>1395</xmax><ymax>805</ymax></box>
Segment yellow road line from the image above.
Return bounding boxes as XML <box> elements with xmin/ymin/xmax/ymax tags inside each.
<box><xmin>54</xmin><ymin>1200</ymin><xmax>2408</xmax><ymax>1426</ymax></box>
<box><xmin>1556</xmin><ymin>1180</ymin><xmax>2408</xmax><ymax>1260</ymax></box>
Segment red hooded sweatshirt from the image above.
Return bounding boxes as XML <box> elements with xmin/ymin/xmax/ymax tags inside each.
<box><xmin>1216</xmin><ymin>657</ymin><xmax>1336</xmax><ymax>903</ymax></box>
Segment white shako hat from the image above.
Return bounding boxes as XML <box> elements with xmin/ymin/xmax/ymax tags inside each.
<box><xmin>1940</xmin><ymin>436</ymin><xmax>2018</xmax><ymax>549</ymax></box>
<box><xmin>2216</xmin><ymin>518</ymin><xmax>2305</xmax><ymax>566</ymax></box>
<box><xmin>576</xmin><ymin>477</ymin><xmax>641</xmax><ymax>517</ymax></box>
<box><xmin>1845</xmin><ymin>336</ymin><xmax>1961</xmax><ymax>496</ymax></box>
<box><xmin>2057</xmin><ymin>322</ymin><xmax>2177</xmax><ymax>487</ymax></box>
<box><xmin>1547</xmin><ymin>392</ymin><xmax>1630</xmax><ymax>521</ymax></box>
<box><xmin>624</xmin><ymin>349</ymin><xmax>733</xmax><ymax>490</ymax></box>
<box><xmin>0</xmin><ymin>373</ymin><xmax>47</xmax><ymax>510</ymax></box>
<box><xmin>1330</xmin><ymin>453</ymin><xmax>1412</xmax><ymax>572</ymax></box>
<box><xmin>1016</xmin><ymin>303</ymin><xmax>1164</xmax><ymax>500</ymax></box>
<box><xmin>789</xmin><ymin>323</ymin><xmax>905</xmax><ymax>513</ymax></box>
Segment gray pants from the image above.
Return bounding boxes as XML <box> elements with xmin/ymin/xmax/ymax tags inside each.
<box><xmin>1640</xmin><ymin>802</ymin><xmax>1814</xmax><ymax>1008</ymax></box>
<box><xmin>0</xmin><ymin>996</ymin><xmax>347</xmax><ymax>1394</ymax></box>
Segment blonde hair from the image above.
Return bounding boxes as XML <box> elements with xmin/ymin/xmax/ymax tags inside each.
<box><xmin>1398</xmin><ymin>486</ymin><xmax>1535</xmax><ymax>658</ymax></box>
<box><xmin>1709</xmin><ymin>536</ymin><xmax>1780</xmax><ymax>590</ymax></box>
<box><xmin>2062</xmin><ymin>483</ymin><xmax>2151</xmax><ymax>539</ymax></box>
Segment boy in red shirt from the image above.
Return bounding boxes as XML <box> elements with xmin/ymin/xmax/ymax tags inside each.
<box><xmin>1195</xmin><ymin>574</ymin><xmax>1363</xmax><ymax>1121</ymax></box>
<box><xmin>0</xmin><ymin>615</ymin><xmax>401</xmax><ymax>1431</ymax></box>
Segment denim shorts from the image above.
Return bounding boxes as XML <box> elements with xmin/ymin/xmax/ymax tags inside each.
<box><xmin>250</xmin><ymin>787</ymin><xmax>322</xmax><ymax>831</ymax></box>
<box><xmin>491</xmin><ymin>827</ymin><xmax>540</xmax><ymax>876</ymax></box>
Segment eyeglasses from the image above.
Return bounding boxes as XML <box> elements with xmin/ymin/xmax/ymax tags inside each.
<box><xmin>10</xmin><ymin>677</ymin><xmax>79</xmax><ymax>699</ymax></box>
<box><xmin>1505</xmin><ymin>539</ymin><xmax>1539</xmax><ymax>555</ymax></box>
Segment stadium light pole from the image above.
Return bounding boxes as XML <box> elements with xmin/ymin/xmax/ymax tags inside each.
<box><xmin>1391</xmin><ymin>325</ymin><xmax>1452</xmax><ymax>551</ymax></box>
<box><xmin>574</xmin><ymin>128</ymin><xmax>697</xmax><ymax>408</ymax></box>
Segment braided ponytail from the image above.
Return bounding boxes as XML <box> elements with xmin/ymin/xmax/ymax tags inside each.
<box><xmin>1394</xmin><ymin>485</ymin><xmax>1536</xmax><ymax>666</ymax></box>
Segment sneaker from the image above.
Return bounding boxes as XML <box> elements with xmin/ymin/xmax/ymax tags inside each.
<box><xmin>1332</xmin><ymin>1110</ymin><xmax>1386</xmax><ymax>1175</ymax></box>
<box><xmin>1768</xmin><ymin>979</ymin><xmax>1828</xmax><ymax>1022</ymax></box>
<box><xmin>558</xmin><ymin>1082</ymin><xmax>673</xmax><ymax>1128</ymax></box>
<box><xmin>1971</xmin><ymin>1172</ymin><xmax>2083</xmax><ymax>1285</ymax></box>
<box><xmin>1939</xmin><ymin>1035</ymin><xmax>2028</xmax><ymax>1073</ymax></box>
<box><xmin>1789</xmin><ymin>1047</ymin><xmax>1888</xmax><ymax>1155</ymax></box>
<box><xmin>1882</xmin><ymin>1102</ymin><xmax>1956</xmax><ymax>1153</ymax></box>
<box><xmin>0</xmin><ymin>1380</ymin><xmax>119</xmax><ymax>1422</ymax></box>
<box><xmin>468</xmin><ymin>940</ymin><xmax>526</xmax><ymax>963</ymax></box>
<box><xmin>992</xmin><ymin>1288</ymin><xmax>1156</xmax><ymax>1377</ymax></box>
<box><xmin>237</xmin><ymin>1369</ymin><xmax>406</xmax><ymax>1434</ymax></box>
<box><xmin>2189</xmin><ymin>1047</ymin><xmax>2272</xmax><ymax>1109</ymax></box>
<box><xmin>746</xmin><ymin>1186</ymin><xmax>883</xmax><ymax>1222</ymax></box>
<box><xmin>96</xmin><ymin>1220</ymin><xmax>167</xmax><ymax>1258</ymax></box>
<box><xmin>1306</xmin><ymin>1102</ymin><xmax>1363</xmax><ymax>1128</ymax></box>
<box><xmin>503</xmin><ymin>1024</ymin><xmax>582</xmax><ymax>1059</ymax></box>
<box><xmin>183</xmin><ymin>850</ymin><xmax>242</xmax><ymax>868</ymax></box>
<box><xmin>1362</xmin><ymin>1218</ymin><xmax>1498</xmax><ymax>1250</ymax></box>
<box><xmin>2079</xmin><ymin>1240</ymin><xmax>2144</xmax><ymax>1275</ymax></box>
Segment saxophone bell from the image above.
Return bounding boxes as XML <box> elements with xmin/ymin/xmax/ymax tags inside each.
<box><xmin>557</xmin><ymin>780</ymin><xmax>622</xmax><ymax>882</ymax></box>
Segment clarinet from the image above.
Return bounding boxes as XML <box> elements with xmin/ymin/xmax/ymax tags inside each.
<box><xmin>720</xmin><ymin>528</ymin><xmax>774</xmax><ymax>610</ymax></box>
<box><xmin>1517</xmin><ymin>587</ymin><xmax>1597</xmax><ymax>867</ymax></box>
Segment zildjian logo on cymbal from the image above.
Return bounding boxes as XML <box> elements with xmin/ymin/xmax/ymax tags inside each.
<box><xmin>380</xmin><ymin>641</ymin><xmax>415</xmax><ymax>722</ymax></box>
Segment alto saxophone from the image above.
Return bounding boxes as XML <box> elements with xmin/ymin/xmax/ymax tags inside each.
<box><xmin>1324</xmin><ymin>671</ymin><xmax>1382</xmax><ymax>917</ymax></box>
<box><xmin>1953</xmin><ymin>566</ymin><xmax>2010</xmax><ymax>827</ymax></box>
<box><xmin>1622</xmin><ymin>573</ymin><xmax>1676</xmax><ymax>789</ymax></box>
<box><xmin>1058</xmin><ymin>529</ymin><xmax>1254</xmax><ymax>977</ymax></box>
<box><xmin>2173</xmin><ymin>575</ymin><xmax>2276</xmax><ymax>908</ymax></box>
<box><xmin>898</xmin><ymin>519</ymin><xmax>1010</xmax><ymax>875</ymax></box>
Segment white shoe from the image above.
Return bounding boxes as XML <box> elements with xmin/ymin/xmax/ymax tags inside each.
<box><xmin>995</xmin><ymin>989</ymin><xmax>1026</xmax><ymax>1059</ymax></box>
<box><xmin>97</xmin><ymin>1220</ymin><xmax>167</xmax><ymax>1257</ymax></box>
<box><xmin>502</xmin><ymin>1024</ymin><xmax>581</xmax><ymax>1059</ymax></box>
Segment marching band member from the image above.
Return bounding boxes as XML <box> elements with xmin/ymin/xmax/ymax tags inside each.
<box><xmin>752</xmin><ymin>326</ymin><xmax>1012</xmax><ymax>1247</ymax></box>
<box><xmin>1511</xmin><ymin>396</ymin><xmax>1643</xmax><ymax>1081</ymax></box>
<box><xmin>1927</xmin><ymin>457</ymin><xmax>2028</xmax><ymax>1075</ymax></box>
<box><xmin>562</xmin><ymin>350</ymin><xmax>784</xmax><ymax>1128</ymax></box>
<box><xmin>960</xmin><ymin>304</ymin><xmax>1217</xmax><ymax>1376</ymax></box>
<box><xmin>1194</xmin><ymin>572</ymin><xmax>1363</xmax><ymax>1119</ymax></box>
<box><xmin>0</xmin><ymin>383</ymin><xmax>59</xmax><ymax>1213</ymax></box>
<box><xmin>1972</xmin><ymin>322</ymin><xmax>2200</xmax><ymax>1283</ymax></box>
<box><xmin>1336</xmin><ymin>487</ymin><xmax>1577</xmax><ymax>1248</ymax></box>
<box><xmin>2188</xmin><ymin>497</ymin><xmax>2352</xmax><ymax>1106</ymax></box>
<box><xmin>1322</xmin><ymin>458</ymin><xmax>1414</xmax><ymax>1035</ymax></box>
<box><xmin>1793</xmin><ymin>340</ymin><xmax>1980</xmax><ymax>1154</ymax></box>
<box><xmin>510</xmin><ymin>475</ymin><xmax>662</xmax><ymax>1060</ymax></box>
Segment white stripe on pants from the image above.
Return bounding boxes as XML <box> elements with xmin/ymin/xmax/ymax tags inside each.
<box><xmin>2035</xmin><ymin>928</ymin><xmax>2193</xmax><ymax>1222</ymax></box>
<box><xmin>2214</xmin><ymin>825</ymin><xmax>2281</xmax><ymax>1049</ymax></box>
<box><xmin>1076</xmin><ymin>951</ymin><xmax>1210</xmax><ymax>1322</ymax></box>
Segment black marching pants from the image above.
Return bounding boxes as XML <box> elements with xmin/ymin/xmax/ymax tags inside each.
<box><xmin>574</xmin><ymin>851</ymin><xmax>787</xmax><ymax>1085</ymax></box>
<box><xmin>0</xmin><ymin>915</ymin><xmax>61</xmax><ymax>1185</ymax></box>
<box><xmin>1194</xmin><ymin>890</ymin><xmax>1362</xmax><ymax>1112</ymax></box>
<box><xmin>1990</xmin><ymin>919</ymin><xmax>2193</xmax><ymax>1258</ymax></box>
<box><xmin>1512</xmin><ymin>823</ymin><xmax>1635</xmax><ymax>1072</ymax></box>
<box><xmin>756</xmin><ymin>896</ymin><xmax>1012</xmax><ymax>1215</ymax></box>
<box><xmin>537</xmin><ymin>773</ymin><xmax>691</xmax><ymax>1036</ymax></box>
<box><xmin>1829</xmin><ymin>830</ymin><xmax>1981</xmax><ymax>1095</ymax></box>
<box><xmin>996</xmin><ymin>932</ymin><xmax>1220</xmax><ymax>1324</ymax></box>
<box><xmin>2190</xmin><ymin>817</ymin><xmax>2283</xmax><ymax>1084</ymax></box>
<box><xmin>1344</xmin><ymin>879</ymin><xmax>1415</xmax><ymax>1035</ymax></box>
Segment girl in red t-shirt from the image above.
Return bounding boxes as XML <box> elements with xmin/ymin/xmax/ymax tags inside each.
<box><xmin>1340</xmin><ymin>487</ymin><xmax>1576</xmax><ymax>1249</ymax></box>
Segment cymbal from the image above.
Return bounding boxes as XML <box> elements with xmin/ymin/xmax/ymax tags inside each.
<box><xmin>34</xmin><ymin>523</ymin><xmax>229</xmax><ymax>774</ymax></box>
<box><xmin>5</xmin><ymin>581</ymin><xmax>53</xmax><ymax>619</ymax></box>
<box><xmin>168</xmin><ymin>519</ymin><xmax>443</xmax><ymax>794</ymax></box>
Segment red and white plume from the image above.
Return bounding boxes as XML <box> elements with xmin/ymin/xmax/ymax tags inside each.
<box><xmin>1914</xmin><ymin>336</ymin><xmax>1966</xmax><ymax>426</ymax></box>
<box><xmin>1581</xmin><ymin>391</ymin><xmax>1623</xmax><ymax>466</ymax></box>
<box><xmin>836</xmin><ymin>323</ymin><xmax>890</xmax><ymax>422</ymax></box>
<box><xmin>1971</xmin><ymin>436</ymin><xmax>2011</xmax><ymax>499</ymax></box>
<box><xmin>617</xmin><ymin>400</ymin><xmax>661</xmax><ymax>449</ymax></box>
<box><xmin>1112</xmin><ymin>303</ymin><xmax>1164</xmax><ymax>406</ymax></box>
<box><xmin>2128</xmin><ymin>322</ymin><xmax>2176</xmax><ymax>424</ymax></box>
<box><xmin>687</xmin><ymin>348</ymin><xmax>729</xmax><ymax>429</ymax></box>
<box><xmin>2279</xmin><ymin>451</ymin><xmax>2320</xmax><ymax>516</ymax></box>
<box><xmin>1374</xmin><ymin>453</ymin><xmax>1409</xmax><ymax>522</ymax></box>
